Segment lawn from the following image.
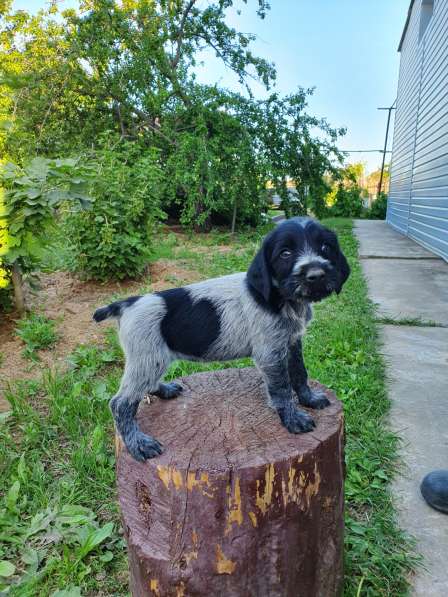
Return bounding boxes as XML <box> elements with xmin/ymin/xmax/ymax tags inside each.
<box><xmin>0</xmin><ymin>219</ymin><xmax>417</xmax><ymax>596</ymax></box>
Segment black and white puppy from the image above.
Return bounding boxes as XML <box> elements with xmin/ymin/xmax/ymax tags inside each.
<box><xmin>93</xmin><ymin>218</ymin><xmax>350</xmax><ymax>462</ymax></box>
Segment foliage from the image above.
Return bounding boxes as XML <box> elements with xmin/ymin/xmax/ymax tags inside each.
<box><xmin>329</xmin><ymin>183</ymin><xmax>364</xmax><ymax>217</ymax></box>
<box><xmin>0</xmin><ymin>336</ymin><xmax>127</xmax><ymax>595</ymax></box>
<box><xmin>0</xmin><ymin>156</ymin><xmax>93</xmax><ymax>313</ymax></box>
<box><xmin>1</xmin><ymin>157</ymin><xmax>92</xmax><ymax>266</ymax></box>
<box><xmin>15</xmin><ymin>313</ymin><xmax>59</xmax><ymax>360</ymax></box>
<box><xmin>0</xmin><ymin>185</ymin><xmax>10</xmax><ymax>309</ymax></box>
<box><xmin>0</xmin><ymin>463</ymin><xmax>117</xmax><ymax>594</ymax></box>
<box><xmin>64</xmin><ymin>137</ymin><xmax>165</xmax><ymax>280</ymax></box>
<box><xmin>0</xmin><ymin>1</ymin><xmax>106</xmax><ymax>160</ymax></box>
<box><xmin>366</xmin><ymin>165</ymin><xmax>390</xmax><ymax>196</ymax></box>
<box><xmin>365</xmin><ymin>192</ymin><xmax>388</xmax><ymax>220</ymax></box>
<box><xmin>0</xmin><ymin>156</ymin><xmax>93</xmax><ymax>312</ymax></box>
<box><xmin>1</xmin><ymin>1</ymin><xmax>345</xmax><ymax>231</ymax></box>
<box><xmin>162</xmin><ymin>88</ymin><xmax>268</xmax><ymax>229</ymax></box>
<box><xmin>325</xmin><ymin>163</ymin><xmax>366</xmax><ymax>218</ymax></box>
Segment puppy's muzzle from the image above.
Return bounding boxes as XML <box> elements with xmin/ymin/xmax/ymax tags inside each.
<box><xmin>305</xmin><ymin>267</ymin><xmax>326</xmax><ymax>283</ymax></box>
<box><xmin>291</xmin><ymin>261</ymin><xmax>337</xmax><ymax>301</ymax></box>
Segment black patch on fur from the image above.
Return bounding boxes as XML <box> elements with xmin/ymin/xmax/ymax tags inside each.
<box><xmin>93</xmin><ymin>295</ymin><xmax>141</xmax><ymax>322</ymax></box>
<box><xmin>245</xmin><ymin>278</ymin><xmax>284</xmax><ymax>314</ymax></box>
<box><xmin>158</xmin><ymin>288</ymin><xmax>220</xmax><ymax>357</ymax></box>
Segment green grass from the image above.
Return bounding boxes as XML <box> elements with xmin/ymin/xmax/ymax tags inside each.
<box><xmin>0</xmin><ymin>219</ymin><xmax>417</xmax><ymax>595</ymax></box>
<box><xmin>376</xmin><ymin>315</ymin><xmax>441</xmax><ymax>328</ymax></box>
<box><xmin>15</xmin><ymin>313</ymin><xmax>59</xmax><ymax>361</ymax></box>
<box><xmin>268</xmin><ymin>208</ymin><xmax>285</xmax><ymax>218</ymax></box>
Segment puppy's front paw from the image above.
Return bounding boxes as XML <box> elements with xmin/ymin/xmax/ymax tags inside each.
<box><xmin>298</xmin><ymin>387</ymin><xmax>330</xmax><ymax>410</ymax></box>
<box><xmin>155</xmin><ymin>382</ymin><xmax>183</xmax><ymax>400</ymax></box>
<box><xmin>278</xmin><ymin>406</ymin><xmax>316</xmax><ymax>433</ymax></box>
<box><xmin>126</xmin><ymin>432</ymin><xmax>163</xmax><ymax>461</ymax></box>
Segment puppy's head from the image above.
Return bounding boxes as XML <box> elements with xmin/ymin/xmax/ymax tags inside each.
<box><xmin>247</xmin><ymin>217</ymin><xmax>350</xmax><ymax>307</ymax></box>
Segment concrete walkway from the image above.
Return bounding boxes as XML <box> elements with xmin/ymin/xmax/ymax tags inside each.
<box><xmin>354</xmin><ymin>220</ymin><xmax>448</xmax><ymax>596</ymax></box>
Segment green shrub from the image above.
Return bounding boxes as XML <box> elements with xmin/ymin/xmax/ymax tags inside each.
<box><xmin>64</xmin><ymin>138</ymin><xmax>165</xmax><ymax>280</ymax></box>
<box><xmin>330</xmin><ymin>183</ymin><xmax>364</xmax><ymax>218</ymax></box>
<box><xmin>15</xmin><ymin>313</ymin><xmax>58</xmax><ymax>360</ymax></box>
<box><xmin>1</xmin><ymin>157</ymin><xmax>93</xmax><ymax>314</ymax></box>
<box><xmin>365</xmin><ymin>192</ymin><xmax>387</xmax><ymax>220</ymax></box>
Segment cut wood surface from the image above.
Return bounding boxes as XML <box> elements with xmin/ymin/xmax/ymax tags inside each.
<box><xmin>116</xmin><ymin>367</ymin><xmax>344</xmax><ymax>597</ymax></box>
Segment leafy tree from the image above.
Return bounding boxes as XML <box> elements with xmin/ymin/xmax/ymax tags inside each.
<box><xmin>1</xmin><ymin>157</ymin><xmax>93</xmax><ymax>313</ymax></box>
<box><xmin>250</xmin><ymin>91</ymin><xmax>345</xmax><ymax>219</ymax></box>
<box><xmin>1</xmin><ymin>0</ymin><xmax>346</xmax><ymax>259</ymax></box>
<box><xmin>366</xmin><ymin>165</ymin><xmax>390</xmax><ymax>196</ymax></box>
<box><xmin>325</xmin><ymin>162</ymin><xmax>366</xmax><ymax>218</ymax></box>
<box><xmin>0</xmin><ymin>3</ymin><xmax>97</xmax><ymax>160</ymax></box>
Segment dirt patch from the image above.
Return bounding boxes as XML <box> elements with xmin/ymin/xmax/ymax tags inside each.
<box><xmin>148</xmin><ymin>259</ymin><xmax>201</xmax><ymax>291</ymax></box>
<box><xmin>189</xmin><ymin>244</ymin><xmax>232</xmax><ymax>255</ymax></box>
<box><xmin>0</xmin><ymin>260</ymin><xmax>202</xmax><ymax>412</ymax></box>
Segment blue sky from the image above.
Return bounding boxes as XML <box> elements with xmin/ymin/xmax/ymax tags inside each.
<box><xmin>14</xmin><ymin>0</ymin><xmax>410</xmax><ymax>173</ymax></box>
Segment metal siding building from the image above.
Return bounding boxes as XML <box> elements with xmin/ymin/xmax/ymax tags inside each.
<box><xmin>387</xmin><ymin>0</ymin><xmax>448</xmax><ymax>260</ymax></box>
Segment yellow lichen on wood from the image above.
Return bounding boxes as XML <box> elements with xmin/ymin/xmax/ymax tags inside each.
<box><xmin>186</xmin><ymin>471</ymin><xmax>215</xmax><ymax>497</ymax></box>
<box><xmin>149</xmin><ymin>579</ymin><xmax>160</xmax><ymax>596</ymax></box>
<box><xmin>248</xmin><ymin>511</ymin><xmax>258</xmax><ymax>527</ymax></box>
<box><xmin>184</xmin><ymin>530</ymin><xmax>199</xmax><ymax>564</ymax></box>
<box><xmin>215</xmin><ymin>544</ymin><xmax>236</xmax><ymax>574</ymax></box>
<box><xmin>281</xmin><ymin>465</ymin><xmax>300</xmax><ymax>507</ymax></box>
<box><xmin>255</xmin><ymin>463</ymin><xmax>275</xmax><ymax>514</ymax></box>
<box><xmin>176</xmin><ymin>582</ymin><xmax>186</xmax><ymax>597</ymax></box>
<box><xmin>157</xmin><ymin>465</ymin><xmax>184</xmax><ymax>490</ymax></box>
<box><xmin>300</xmin><ymin>463</ymin><xmax>321</xmax><ymax>508</ymax></box>
<box><xmin>281</xmin><ymin>461</ymin><xmax>321</xmax><ymax>509</ymax></box>
<box><xmin>225</xmin><ymin>476</ymin><xmax>243</xmax><ymax>534</ymax></box>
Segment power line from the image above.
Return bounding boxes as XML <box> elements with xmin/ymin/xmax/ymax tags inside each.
<box><xmin>343</xmin><ymin>149</ymin><xmax>392</xmax><ymax>153</ymax></box>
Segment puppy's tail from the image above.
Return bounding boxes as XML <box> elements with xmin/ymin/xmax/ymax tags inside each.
<box><xmin>93</xmin><ymin>296</ymin><xmax>141</xmax><ymax>323</ymax></box>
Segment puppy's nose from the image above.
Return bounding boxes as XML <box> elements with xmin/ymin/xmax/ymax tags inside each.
<box><xmin>306</xmin><ymin>267</ymin><xmax>325</xmax><ymax>282</ymax></box>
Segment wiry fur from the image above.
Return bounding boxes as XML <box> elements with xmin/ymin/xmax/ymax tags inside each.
<box><xmin>94</xmin><ymin>217</ymin><xmax>350</xmax><ymax>461</ymax></box>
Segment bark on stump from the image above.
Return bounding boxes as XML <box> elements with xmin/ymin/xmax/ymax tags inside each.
<box><xmin>116</xmin><ymin>367</ymin><xmax>344</xmax><ymax>597</ymax></box>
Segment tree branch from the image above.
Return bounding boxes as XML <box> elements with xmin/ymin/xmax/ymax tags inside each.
<box><xmin>171</xmin><ymin>0</ymin><xmax>197</xmax><ymax>69</ymax></box>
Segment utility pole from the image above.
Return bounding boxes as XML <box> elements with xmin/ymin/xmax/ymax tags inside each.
<box><xmin>377</xmin><ymin>102</ymin><xmax>396</xmax><ymax>196</ymax></box>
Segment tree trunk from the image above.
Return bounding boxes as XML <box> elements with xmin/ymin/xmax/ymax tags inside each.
<box><xmin>193</xmin><ymin>198</ymin><xmax>212</xmax><ymax>233</ymax></box>
<box><xmin>11</xmin><ymin>261</ymin><xmax>26</xmax><ymax>316</ymax></box>
<box><xmin>116</xmin><ymin>367</ymin><xmax>345</xmax><ymax>597</ymax></box>
<box><xmin>231</xmin><ymin>198</ymin><xmax>237</xmax><ymax>234</ymax></box>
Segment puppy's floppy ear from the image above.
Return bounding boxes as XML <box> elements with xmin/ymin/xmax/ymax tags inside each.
<box><xmin>247</xmin><ymin>237</ymin><xmax>273</xmax><ymax>302</ymax></box>
<box><xmin>335</xmin><ymin>248</ymin><xmax>350</xmax><ymax>294</ymax></box>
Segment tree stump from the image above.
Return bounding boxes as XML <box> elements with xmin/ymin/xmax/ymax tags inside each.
<box><xmin>116</xmin><ymin>367</ymin><xmax>344</xmax><ymax>597</ymax></box>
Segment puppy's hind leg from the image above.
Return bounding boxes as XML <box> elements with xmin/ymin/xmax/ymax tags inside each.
<box><xmin>110</xmin><ymin>359</ymin><xmax>169</xmax><ymax>462</ymax></box>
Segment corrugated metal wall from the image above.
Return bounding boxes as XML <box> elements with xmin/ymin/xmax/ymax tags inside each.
<box><xmin>387</xmin><ymin>0</ymin><xmax>448</xmax><ymax>261</ymax></box>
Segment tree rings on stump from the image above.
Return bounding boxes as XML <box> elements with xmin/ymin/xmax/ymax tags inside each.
<box><xmin>116</xmin><ymin>367</ymin><xmax>344</xmax><ymax>597</ymax></box>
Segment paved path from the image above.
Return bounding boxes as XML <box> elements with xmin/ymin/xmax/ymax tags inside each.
<box><xmin>354</xmin><ymin>220</ymin><xmax>448</xmax><ymax>596</ymax></box>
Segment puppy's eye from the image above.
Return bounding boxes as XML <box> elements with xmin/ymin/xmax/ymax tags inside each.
<box><xmin>321</xmin><ymin>243</ymin><xmax>330</xmax><ymax>254</ymax></box>
<box><xmin>280</xmin><ymin>249</ymin><xmax>292</xmax><ymax>259</ymax></box>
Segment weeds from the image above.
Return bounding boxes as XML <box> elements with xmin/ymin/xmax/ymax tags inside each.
<box><xmin>0</xmin><ymin>344</ymin><xmax>127</xmax><ymax>596</ymax></box>
<box><xmin>376</xmin><ymin>315</ymin><xmax>440</xmax><ymax>327</ymax></box>
<box><xmin>14</xmin><ymin>314</ymin><xmax>59</xmax><ymax>361</ymax></box>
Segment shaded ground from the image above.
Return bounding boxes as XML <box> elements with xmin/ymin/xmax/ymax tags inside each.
<box><xmin>0</xmin><ymin>258</ymin><xmax>201</xmax><ymax>411</ymax></box>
